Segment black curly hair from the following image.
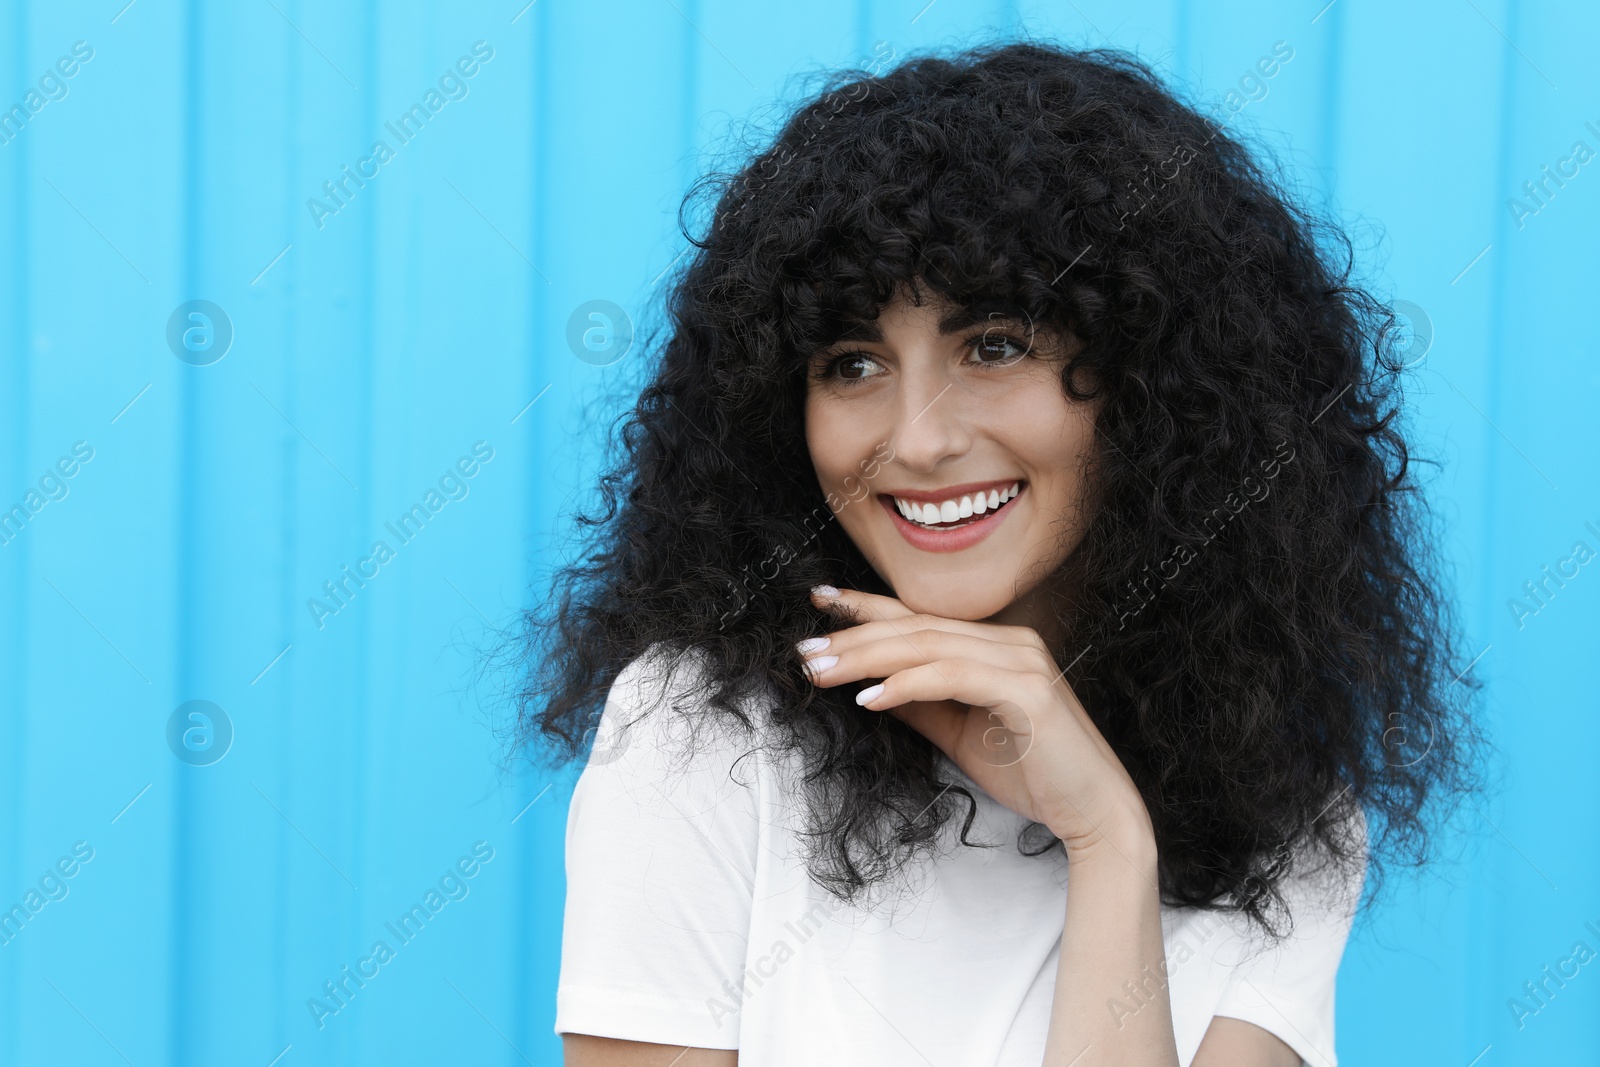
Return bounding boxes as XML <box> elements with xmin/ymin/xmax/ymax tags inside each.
<box><xmin>507</xmin><ymin>37</ymin><xmax>1485</xmax><ymax>937</ymax></box>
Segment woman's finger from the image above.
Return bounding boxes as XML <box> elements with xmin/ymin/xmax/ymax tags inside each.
<box><xmin>857</xmin><ymin>658</ymin><xmax>1052</xmax><ymax>740</ymax></box>
<box><xmin>806</xmin><ymin>587</ymin><xmax>1049</xmax><ymax>652</ymax></box>
<box><xmin>803</xmin><ymin>626</ymin><xmax>1054</xmax><ymax>689</ymax></box>
<box><xmin>808</xmin><ymin>616</ymin><xmax>1055</xmax><ymax>666</ymax></box>
<box><xmin>809</xmin><ymin>585</ymin><xmax>914</xmax><ymax>624</ymax></box>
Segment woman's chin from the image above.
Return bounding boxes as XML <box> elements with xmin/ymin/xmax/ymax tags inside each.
<box><xmin>889</xmin><ymin>585</ymin><xmax>1016</xmax><ymax>624</ymax></box>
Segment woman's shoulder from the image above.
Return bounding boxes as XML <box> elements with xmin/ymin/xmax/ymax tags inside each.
<box><xmin>1214</xmin><ymin>796</ymin><xmax>1369</xmax><ymax>946</ymax></box>
<box><xmin>1266</xmin><ymin>797</ymin><xmax>1369</xmax><ymax>935</ymax></box>
<box><xmin>1160</xmin><ymin>800</ymin><xmax>1368</xmax><ymax>1066</ymax></box>
<box><xmin>584</xmin><ymin>640</ymin><xmax>775</xmax><ymax>791</ymax></box>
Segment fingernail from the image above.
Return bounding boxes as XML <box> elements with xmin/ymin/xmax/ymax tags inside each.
<box><xmin>855</xmin><ymin>683</ymin><xmax>884</xmax><ymax>706</ymax></box>
<box><xmin>803</xmin><ymin>655</ymin><xmax>838</xmax><ymax>677</ymax></box>
<box><xmin>795</xmin><ymin>636</ymin><xmax>831</xmax><ymax>654</ymax></box>
<box><xmin>811</xmin><ymin>584</ymin><xmax>840</xmax><ymax>599</ymax></box>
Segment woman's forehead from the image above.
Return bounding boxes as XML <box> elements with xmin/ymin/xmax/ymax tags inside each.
<box><xmin>813</xmin><ymin>289</ymin><xmax>1054</xmax><ymax>348</ymax></box>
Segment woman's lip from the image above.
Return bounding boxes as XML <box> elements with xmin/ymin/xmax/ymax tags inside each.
<box><xmin>878</xmin><ymin>484</ymin><xmax>1025</xmax><ymax>553</ymax></box>
<box><xmin>879</xmin><ymin>479</ymin><xmax>1023</xmax><ymax>504</ymax></box>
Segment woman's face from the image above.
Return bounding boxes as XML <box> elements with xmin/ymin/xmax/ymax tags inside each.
<box><xmin>803</xmin><ymin>287</ymin><xmax>1099</xmax><ymax>635</ymax></box>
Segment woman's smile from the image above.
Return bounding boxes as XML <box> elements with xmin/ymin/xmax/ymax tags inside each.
<box><xmin>877</xmin><ymin>480</ymin><xmax>1027</xmax><ymax>552</ymax></box>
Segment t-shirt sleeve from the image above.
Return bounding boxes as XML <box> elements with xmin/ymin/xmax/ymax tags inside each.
<box><xmin>1209</xmin><ymin>806</ymin><xmax>1368</xmax><ymax>1067</ymax></box>
<box><xmin>553</xmin><ymin>644</ymin><xmax>763</xmax><ymax>1049</ymax></box>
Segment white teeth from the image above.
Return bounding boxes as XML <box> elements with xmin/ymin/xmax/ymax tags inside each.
<box><xmin>891</xmin><ymin>482</ymin><xmax>1022</xmax><ymax>529</ymax></box>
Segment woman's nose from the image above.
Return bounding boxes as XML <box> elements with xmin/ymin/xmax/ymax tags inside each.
<box><xmin>886</xmin><ymin>364</ymin><xmax>972</xmax><ymax>472</ymax></box>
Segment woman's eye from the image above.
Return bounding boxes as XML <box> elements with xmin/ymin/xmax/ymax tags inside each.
<box><xmin>819</xmin><ymin>353</ymin><xmax>884</xmax><ymax>382</ymax></box>
<box><xmin>969</xmin><ymin>333</ymin><xmax>1027</xmax><ymax>366</ymax></box>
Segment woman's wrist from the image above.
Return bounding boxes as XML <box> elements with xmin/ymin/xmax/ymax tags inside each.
<box><xmin>1054</xmin><ymin>793</ymin><xmax>1159</xmax><ymax>874</ymax></box>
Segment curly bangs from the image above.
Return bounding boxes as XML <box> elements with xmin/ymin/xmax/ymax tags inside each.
<box><xmin>509</xmin><ymin>38</ymin><xmax>1485</xmax><ymax>937</ymax></box>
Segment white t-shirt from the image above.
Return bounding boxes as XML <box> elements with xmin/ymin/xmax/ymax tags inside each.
<box><xmin>555</xmin><ymin>644</ymin><xmax>1366</xmax><ymax>1067</ymax></box>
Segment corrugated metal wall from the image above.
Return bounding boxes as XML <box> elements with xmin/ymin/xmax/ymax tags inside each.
<box><xmin>0</xmin><ymin>1</ymin><xmax>1594</xmax><ymax>1064</ymax></box>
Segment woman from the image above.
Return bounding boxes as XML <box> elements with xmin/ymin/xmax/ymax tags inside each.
<box><xmin>513</xmin><ymin>38</ymin><xmax>1482</xmax><ymax>1067</ymax></box>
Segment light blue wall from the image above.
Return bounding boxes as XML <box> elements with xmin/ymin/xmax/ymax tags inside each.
<box><xmin>0</xmin><ymin>1</ymin><xmax>1594</xmax><ymax>1064</ymax></box>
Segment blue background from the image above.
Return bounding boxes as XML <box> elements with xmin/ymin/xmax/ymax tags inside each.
<box><xmin>1</xmin><ymin>0</ymin><xmax>1596</xmax><ymax>1064</ymax></box>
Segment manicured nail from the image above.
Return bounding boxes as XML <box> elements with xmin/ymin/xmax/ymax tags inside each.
<box><xmin>811</xmin><ymin>584</ymin><xmax>840</xmax><ymax>599</ymax></box>
<box><xmin>802</xmin><ymin>655</ymin><xmax>838</xmax><ymax>677</ymax></box>
<box><xmin>855</xmin><ymin>683</ymin><xmax>884</xmax><ymax>706</ymax></box>
<box><xmin>795</xmin><ymin>636</ymin><xmax>831</xmax><ymax>654</ymax></box>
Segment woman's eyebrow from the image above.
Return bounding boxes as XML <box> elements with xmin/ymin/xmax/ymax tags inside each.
<box><xmin>937</xmin><ymin>307</ymin><xmax>1035</xmax><ymax>334</ymax></box>
<box><xmin>822</xmin><ymin>308</ymin><xmax>1033</xmax><ymax>347</ymax></box>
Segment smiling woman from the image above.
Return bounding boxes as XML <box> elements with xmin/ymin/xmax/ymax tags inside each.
<box><xmin>509</xmin><ymin>36</ymin><xmax>1484</xmax><ymax>1067</ymax></box>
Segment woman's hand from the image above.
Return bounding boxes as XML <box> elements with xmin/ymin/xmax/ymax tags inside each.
<box><xmin>798</xmin><ymin>585</ymin><xmax>1156</xmax><ymax>866</ymax></box>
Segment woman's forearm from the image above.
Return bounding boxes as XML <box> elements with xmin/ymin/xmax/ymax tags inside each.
<box><xmin>1041</xmin><ymin>816</ymin><xmax>1179</xmax><ymax>1067</ymax></box>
